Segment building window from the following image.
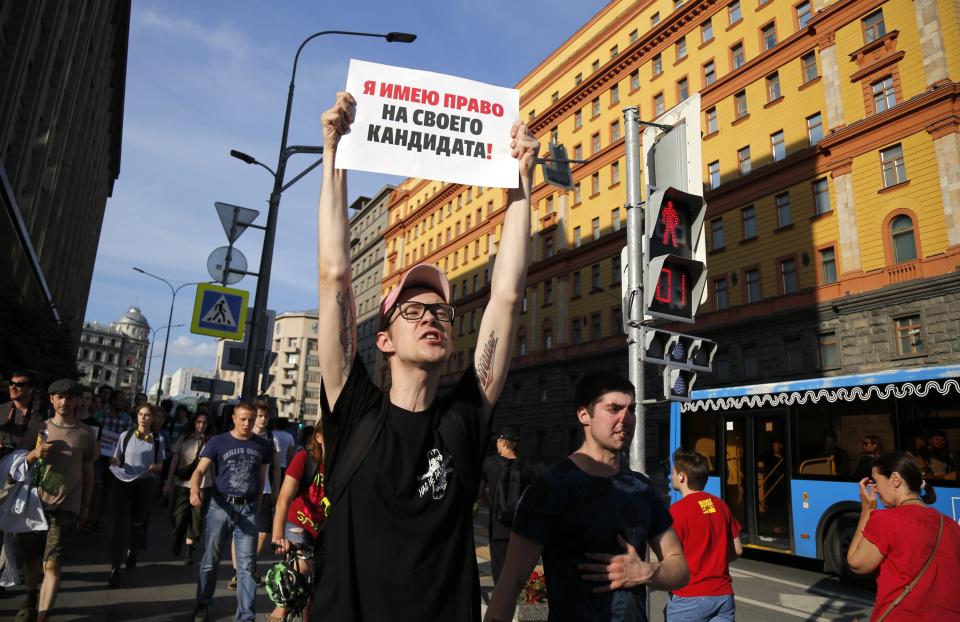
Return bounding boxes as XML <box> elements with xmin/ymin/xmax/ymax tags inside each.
<box><xmin>551</xmin><ymin>91</ymin><xmax>559</xmax><ymax>103</ymax></box>
<box><xmin>592</xmin><ymin>217</ymin><xmax>601</xmax><ymax>240</ymax></box>
<box><xmin>591</xmin><ymin>97</ymin><xmax>600</xmax><ymax>117</ymax></box>
<box><xmin>894</xmin><ymin>314</ymin><xmax>924</xmax><ymax>355</ymax></box>
<box><xmin>742</xmin><ymin>345</ymin><xmax>760</xmax><ymax>377</ymax></box>
<box><xmin>819</xmin><ymin>247</ymin><xmax>837</xmax><ymax>284</ymax></box>
<box><xmin>518</xmin><ymin>334</ymin><xmax>527</xmax><ymax>355</ymax></box>
<box><xmin>734</xmin><ymin>90</ymin><xmax>748</xmax><ymax>118</ymax></box>
<box><xmin>728</xmin><ymin>0</ymin><xmax>741</xmax><ymax>25</ymax></box>
<box><xmin>771</xmin><ymin>130</ymin><xmax>786</xmax><ymax>162</ymax></box>
<box><xmin>543</xmin><ymin>279</ymin><xmax>553</xmax><ymax>305</ymax></box>
<box><xmin>708</xmin><ymin>161</ymin><xmax>721</xmax><ymax>189</ymax></box>
<box><xmin>654</xmin><ymin>92</ymin><xmax>665</xmax><ymax>115</ymax></box>
<box><xmin>702</xmin><ymin>18</ymin><xmax>714</xmax><ymax>43</ymax></box>
<box><xmin>890</xmin><ymin>215</ymin><xmax>918</xmax><ymax>263</ymax></box>
<box><xmin>592</xmin><ymin>59</ymin><xmax>600</xmax><ymax>73</ymax></box>
<box><xmin>818</xmin><ymin>331</ymin><xmax>839</xmax><ymax>368</ymax></box>
<box><xmin>573</xmin><ymin>182</ymin><xmax>582</xmax><ymax>204</ymax></box>
<box><xmin>880</xmin><ymin>144</ymin><xmax>907</xmax><ymax>187</ymax></box>
<box><xmin>796</xmin><ymin>1</ymin><xmax>812</xmax><ymax>29</ymax></box>
<box><xmin>612</xmin><ymin>207</ymin><xmax>621</xmax><ymax>231</ymax></box>
<box><xmin>801</xmin><ymin>51</ymin><xmax>818</xmax><ymax>82</ymax></box>
<box><xmin>612</xmin><ymin>255</ymin><xmax>621</xmax><ymax>283</ymax></box>
<box><xmin>745</xmin><ymin>268</ymin><xmax>761</xmax><ymax>302</ymax></box>
<box><xmin>630</xmin><ymin>29</ymin><xmax>639</xmax><ymax>42</ymax></box>
<box><xmin>630</xmin><ymin>69</ymin><xmax>640</xmax><ymax>91</ymax></box>
<box><xmin>738</xmin><ymin>146</ymin><xmax>751</xmax><ymax>175</ymax></box>
<box><xmin>706</xmin><ymin>107</ymin><xmax>718</xmax><ymax>134</ymax></box>
<box><xmin>575</xmin><ymin>73</ymin><xmax>583</xmax><ymax>85</ymax></box>
<box><xmin>611</xmin><ymin>121</ymin><xmax>622</xmax><ymax>142</ymax></box>
<box><xmin>573</xmin><ymin>271</ymin><xmax>582</xmax><ymax>296</ymax></box>
<box><xmin>591</xmin><ymin>264</ymin><xmax>601</xmax><ymax>289</ymax></box>
<box><xmin>544</xmin><ymin>236</ymin><xmax>554</xmax><ymax>258</ymax></box>
<box><xmin>872</xmin><ymin>76</ymin><xmax>896</xmax><ymax>113</ymax></box>
<box><xmin>813</xmin><ymin>178</ymin><xmax>831</xmax><ymax>215</ymax></box>
<box><xmin>611</xmin><ymin>161</ymin><xmax>620</xmax><ymax>184</ymax></box>
<box><xmin>591</xmin><ymin>313</ymin><xmax>602</xmax><ymax>340</ymax></box>
<box><xmin>572</xmin><ymin>319</ymin><xmax>582</xmax><ymax>344</ymax></box>
<box><xmin>714</xmin><ymin>278</ymin><xmax>729</xmax><ymax>310</ymax></box>
<box><xmin>574</xmin><ymin>110</ymin><xmax>582</xmax><ymax>129</ymax></box>
<box><xmin>544</xmin><ymin>328</ymin><xmax>553</xmax><ymax>350</ymax></box>
<box><xmin>676</xmin><ymin>37</ymin><xmax>687</xmax><ymax>60</ymax></box>
<box><xmin>652</xmin><ymin>53</ymin><xmax>663</xmax><ymax>77</ymax></box>
<box><xmin>776</xmin><ymin>192</ymin><xmax>792</xmax><ymax>228</ymax></box>
<box><xmin>610</xmin><ymin>44</ymin><xmax>619</xmax><ymax>59</ymax></box>
<box><xmin>863</xmin><ymin>9</ymin><xmax>886</xmax><ymax>43</ymax></box>
<box><xmin>761</xmin><ymin>22</ymin><xmax>777</xmax><ymax>51</ymax></box>
<box><xmin>677</xmin><ymin>77</ymin><xmax>689</xmax><ymax>101</ymax></box>
<box><xmin>711</xmin><ymin>217</ymin><xmax>725</xmax><ymax>249</ymax></box>
<box><xmin>651</xmin><ymin>11</ymin><xmax>661</xmax><ymax>26</ymax></box>
<box><xmin>780</xmin><ymin>258</ymin><xmax>798</xmax><ymax>293</ymax></box>
<box><xmin>573</xmin><ymin>226</ymin><xmax>582</xmax><ymax>247</ymax></box>
<box><xmin>806</xmin><ymin>113</ymin><xmax>824</xmax><ymax>145</ymax></box>
<box><xmin>704</xmin><ymin>61</ymin><xmax>717</xmax><ymax>86</ymax></box>
<box><xmin>731</xmin><ymin>43</ymin><xmax>745</xmax><ymax>69</ymax></box>
<box><xmin>592</xmin><ymin>132</ymin><xmax>601</xmax><ymax>154</ymax></box>
<box><xmin>574</xmin><ymin>144</ymin><xmax>583</xmax><ymax>161</ymax></box>
<box><xmin>784</xmin><ymin>338</ymin><xmax>804</xmax><ymax>373</ymax></box>
<box><xmin>592</xmin><ymin>172</ymin><xmax>600</xmax><ymax>194</ymax></box>
<box><xmin>610</xmin><ymin>84</ymin><xmax>620</xmax><ymax>104</ymax></box>
<box><xmin>766</xmin><ymin>72</ymin><xmax>781</xmax><ymax>101</ymax></box>
<box><xmin>742</xmin><ymin>205</ymin><xmax>757</xmax><ymax>239</ymax></box>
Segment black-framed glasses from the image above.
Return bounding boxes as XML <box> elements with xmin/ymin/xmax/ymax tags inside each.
<box><xmin>391</xmin><ymin>301</ymin><xmax>455</xmax><ymax>323</ymax></box>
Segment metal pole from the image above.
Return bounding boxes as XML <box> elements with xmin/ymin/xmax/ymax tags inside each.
<box><xmin>624</xmin><ymin>107</ymin><xmax>646</xmax><ymax>475</ymax></box>
<box><xmin>156</xmin><ymin>285</ymin><xmax>177</xmax><ymax>403</ymax></box>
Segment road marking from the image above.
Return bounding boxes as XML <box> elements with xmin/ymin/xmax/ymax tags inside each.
<box><xmin>735</xmin><ymin>594</ymin><xmax>835</xmax><ymax>621</ymax></box>
<box><xmin>780</xmin><ymin>594</ymin><xmax>870</xmax><ymax>615</ymax></box>
<box><xmin>731</xmin><ymin>567</ymin><xmax>875</xmax><ymax>608</ymax></box>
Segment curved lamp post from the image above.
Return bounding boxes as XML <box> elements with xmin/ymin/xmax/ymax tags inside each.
<box><xmin>144</xmin><ymin>322</ymin><xmax>184</xmax><ymax>397</ymax></box>
<box><xmin>231</xmin><ymin>30</ymin><xmax>416</xmax><ymax>400</ymax></box>
<box><xmin>133</xmin><ymin>267</ymin><xmax>204</xmax><ymax>402</ymax></box>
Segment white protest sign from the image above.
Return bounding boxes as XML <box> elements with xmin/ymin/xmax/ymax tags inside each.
<box><xmin>336</xmin><ymin>59</ymin><xmax>520</xmax><ymax>188</ymax></box>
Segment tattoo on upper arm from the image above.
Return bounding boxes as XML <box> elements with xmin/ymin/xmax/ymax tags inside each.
<box><xmin>475</xmin><ymin>330</ymin><xmax>499</xmax><ymax>389</ymax></box>
<box><xmin>336</xmin><ymin>289</ymin><xmax>355</xmax><ymax>375</ymax></box>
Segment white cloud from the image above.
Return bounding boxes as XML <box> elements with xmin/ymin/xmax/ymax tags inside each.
<box><xmin>138</xmin><ymin>8</ymin><xmax>251</xmax><ymax>61</ymax></box>
<box><xmin>168</xmin><ymin>335</ymin><xmax>218</xmax><ymax>358</ymax></box>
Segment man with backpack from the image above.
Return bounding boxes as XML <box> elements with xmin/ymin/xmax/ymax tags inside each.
<box><xmin>480</xmin><ymin>428</ymin><xmax>536</xmax><ymax>583</ymax></box>
<box><xmin>312</xmin><ymin>92</ymin><xmax>537</xmax><ymax>621</ymax></box>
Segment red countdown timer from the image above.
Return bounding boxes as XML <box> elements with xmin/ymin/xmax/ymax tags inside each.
<box><xmin>649</xmin><ymin>264</ymin><xmax>693</xmax><ymax>318</ymax></box>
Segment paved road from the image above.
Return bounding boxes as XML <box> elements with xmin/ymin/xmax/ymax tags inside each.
<box><xmin>0</xmin><ymin>501</ymin><xmax>875</xmax><ymax>621</ymax></box>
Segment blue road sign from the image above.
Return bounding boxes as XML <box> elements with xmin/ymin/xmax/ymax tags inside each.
<box><xmin>191</xmin><ymin>283</ymin><xmax>249</xmax><ymax>340</ymax></box>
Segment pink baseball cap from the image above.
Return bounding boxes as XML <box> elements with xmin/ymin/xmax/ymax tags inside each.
<box><xmin>379</xmin><ymin>264</ymin><xmax>452</xmax><ymax>329</ymax></box>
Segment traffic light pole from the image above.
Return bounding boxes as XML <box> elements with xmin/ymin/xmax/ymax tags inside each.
<box><xmin>624</xmin><ymin>107</ymin><xmax>646</xmax><ymax>476</ymax></box>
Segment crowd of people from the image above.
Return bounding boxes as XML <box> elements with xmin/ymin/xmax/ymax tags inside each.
<box><xmin>0</xmin><ymin>90</ymin><xmax>958</xmax><ymax>622</ymax></box>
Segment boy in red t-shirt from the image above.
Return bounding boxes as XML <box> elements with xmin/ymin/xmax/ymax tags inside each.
<box><xmin>666</xmin><ymin>449</ymin><xmax>742</xmax><ymax>622</ymax></box>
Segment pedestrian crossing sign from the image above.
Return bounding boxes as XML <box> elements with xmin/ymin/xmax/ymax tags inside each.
<box><xmin>191</xmin><ymin>283</ymin><xmax>249</xmax><ymax>340</ymax></box>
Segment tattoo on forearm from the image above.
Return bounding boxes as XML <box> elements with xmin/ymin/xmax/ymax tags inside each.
<box><xmin>336</xmin><ymin>289</ymin><xmax>355</xmax><ymax>375</ymax></box>
<box><xmin>475</xmin><ymin>331</ymin><xmax>499</xmax><ymax>389</ymax></box>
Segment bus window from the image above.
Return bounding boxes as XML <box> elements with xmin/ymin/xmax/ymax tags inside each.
<box><xmin>681</xmin><ymin>415</ymin><xmax>718</xmax><ymax>474</ymax></box>
<box><xmin>897</xmin><ymin>393</ymin><xmax>959</xmax><ymax>482</ymax></box>
<box><xmin>793</xmin><ymin>401</ymin><xmax>895</xmax><ymax>480</ymax></box>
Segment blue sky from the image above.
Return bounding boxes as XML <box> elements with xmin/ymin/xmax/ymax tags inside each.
<box><xmin>86</xmin><ymin>0</ymin><xmax>611</xmax><ymax>390</ymax></box>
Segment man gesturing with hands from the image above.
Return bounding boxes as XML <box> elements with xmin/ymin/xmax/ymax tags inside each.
<box><xmin>311</xmin><ymin>91</ymin><xmax>537</xmax><ymax>622</ymax></box>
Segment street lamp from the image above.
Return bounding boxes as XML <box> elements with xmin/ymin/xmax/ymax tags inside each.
<box><xmin>144</xmin><ymin>323</ymin><xmax>185</xmax><ymax>397</ymax></box>
<box><xmin>133</xmin><ymin>267</ymin><xmax>205</xmax><ymax>402</ymax></box>
<box><xmin>231</xmin><ymin>29</ymin><xmax>416</xmax><ymax>400</ymax></box>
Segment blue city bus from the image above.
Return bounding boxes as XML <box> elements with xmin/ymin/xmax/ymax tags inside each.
<box><xmin>668</xmin><ymin>364</ymin><xmax>960</xmax><ymax>579</ymax></box>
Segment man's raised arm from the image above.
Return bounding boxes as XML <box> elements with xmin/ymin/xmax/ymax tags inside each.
<box><xmin>317</xmin><ymin>92</ymin><xmax>358</xmax><ymax>409</ymax></box>
<box><xmin>474</xmin><ymin>123</ymin><xmax>539</xmax><ymax>414</ymax></box>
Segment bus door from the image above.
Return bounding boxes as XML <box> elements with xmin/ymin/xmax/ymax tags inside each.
<box><xmin>720</xmin><ymin>410</ymin><xmax>792</xmax><ymax>551</ymax></box>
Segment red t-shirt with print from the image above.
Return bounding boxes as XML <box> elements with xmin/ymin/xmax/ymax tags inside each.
<box><xmin>862</xmin><ymin>504</ymin><xmax>960</xmax><ymax>621</ymax></box>
<box><xmin>284</xmin><ymin>449</ymin><xmax>327</xmax><ymax>538</ymax></box>
<box><xmin>669</xmin><ymin>491</ymin><xmax>741</xmax><ymax>597</ymax></box>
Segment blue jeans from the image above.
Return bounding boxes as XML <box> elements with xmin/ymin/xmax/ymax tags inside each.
<box><xmin>196</xmin><ymin>496</ymin><xmax>258</xmax><ymax>621</ymax></box>
<box><xmin>664</xmin><ymin>593</ymin><xmax>736</xmax><ymax>622</ymax></box>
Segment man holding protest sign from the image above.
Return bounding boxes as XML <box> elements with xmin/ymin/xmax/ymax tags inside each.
<box><xmin>312</xmin><ymin>85</ymin><xmax>537</xmax><ymax>621</ymax></box>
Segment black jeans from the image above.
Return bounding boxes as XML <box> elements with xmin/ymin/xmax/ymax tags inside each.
<box><xmin>170</xmin><ymin>486</ymin><xmax>211</xmax><ymax>545</ymax></box>
<box><xmin>111</xmin><ymin>478</ymin><xmax>156</xmax><ymax>569</ymax></box>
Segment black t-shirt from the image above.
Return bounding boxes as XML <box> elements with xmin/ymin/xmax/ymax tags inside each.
<box><xmin>313</xmin><ymin>355</ymin><xmax>490</xmax><ymax>622</ymax></box>
<box><xmin>482</xmin><ymin>454</ymin><xmax>536</xmax><ymax>540</ymax></box>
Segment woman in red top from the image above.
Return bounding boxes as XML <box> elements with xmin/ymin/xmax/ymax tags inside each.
<box><xmin>847</xmin><ymin>452</ymin><xmax>960</xmax><ymax>621</ymax></box>
<box><xmin>269</xmin><ymin>426</ymin><xmax>327</xmax><ymax>622</ymax></box>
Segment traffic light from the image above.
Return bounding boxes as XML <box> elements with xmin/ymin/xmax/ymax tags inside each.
<box><xmin>664</xmin><ymin>367</ymin><xmax>697</xmax><ymax>402</ymax></box>
<box><xmin>641</xmin><ymin>94</ymin><xmax>708</xmax><ymax>324</ymax></box>
<box><xmin>641</xmin><ymin>328</ymin><xmax>716</xmax><ymax>369</ymax></box>
<box><xmin>644</xmin><ymin>187</ymin><xmax>708</xmax><ymax>323</ymax></box>
<box><xmin>689</xmin><ymin>338</ymin><xmax>718</xmax><ymax>372</ymax></box>
<box><xmin>542</xmin><ymin>143</ymin><xmax>573</xmax><ymax>190</ymax></box>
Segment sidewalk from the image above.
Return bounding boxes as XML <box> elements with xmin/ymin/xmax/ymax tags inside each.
<box><xmin>0</xmin><ymin>503</ymin><xmax>501</xmax><ymax>621</ymax></box>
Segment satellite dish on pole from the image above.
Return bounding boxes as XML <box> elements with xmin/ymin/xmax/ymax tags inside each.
<box><xmin>207</xmin><ymin>246</ymin><xmax>247</xmax><ymax>285</ymax></box>
<box><xmin>215</xmin><ymin>202</ymin><xmax>261</xmax><ymax>243</ymax></box>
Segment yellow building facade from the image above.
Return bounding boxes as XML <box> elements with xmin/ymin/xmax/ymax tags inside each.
<box><xmin>382</xmin><ymin>0</ymin><xmax>960</xmax><ymax>461</ymax></box>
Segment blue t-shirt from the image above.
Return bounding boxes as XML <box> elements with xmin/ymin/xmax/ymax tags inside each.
<box><xmin>199</xmin><ymin>432</ymin><xmax>272</xmax><ymax>498</ymax></box>
<box><xmin>512</xmin><ymin>458</ymin><xmax>673</xmax><ymax>622</ymax></box>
